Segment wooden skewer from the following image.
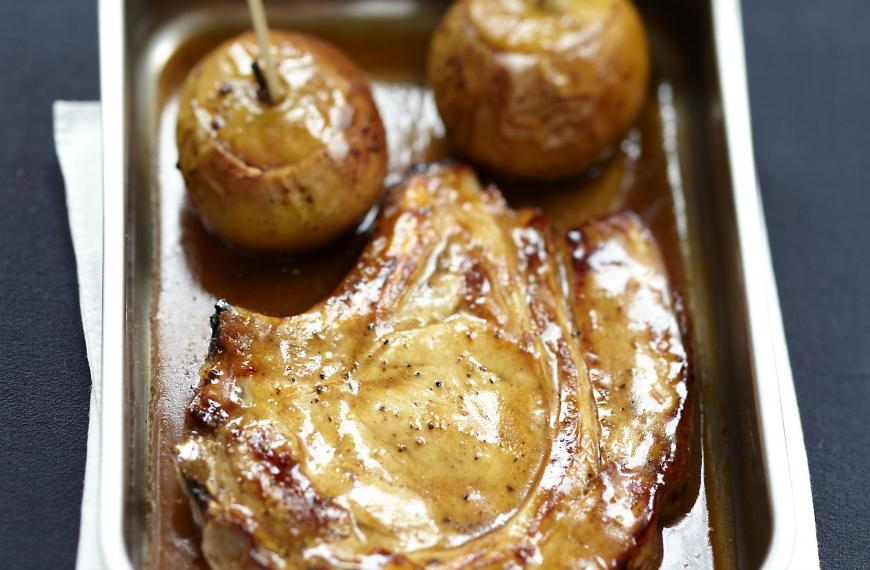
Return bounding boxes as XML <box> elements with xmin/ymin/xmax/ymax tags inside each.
<box><xmin>246</xmin><ymin>0</ymin><xmax>285</xmax><ymax>103</ymax></box>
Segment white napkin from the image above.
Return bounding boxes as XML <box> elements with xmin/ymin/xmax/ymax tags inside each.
<box><xmin>53</xmin><ymin>101</ymin><xmax>105</xmax><ymax>570</ymax></box>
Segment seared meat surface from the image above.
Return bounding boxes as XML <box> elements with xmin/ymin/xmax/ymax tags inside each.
<box><xmin>175</xmin><ymin>164</ymin><xmax>690</xmax><ymax>569</ymax></box>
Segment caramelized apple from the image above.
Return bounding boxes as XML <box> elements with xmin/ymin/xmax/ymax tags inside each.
<box><xmin>177</xmin><ymin>31</ymin><xmax>387</xmax><ymax>255</ymax></box>
<box><xmin>428</xmin><ymin>0</ymin><xmax>650</xmax><ymax>180</ymax></box>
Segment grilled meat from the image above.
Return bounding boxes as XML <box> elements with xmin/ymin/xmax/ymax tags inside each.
<box><xmin>175</xmin><ymin>163</ymin><xmax>690</xmax><ymax>569</ymax></box>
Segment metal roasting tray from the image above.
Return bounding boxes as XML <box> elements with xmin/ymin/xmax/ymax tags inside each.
<box><xmin>97</xmin><ymin>0</ymin><xmax>819</xmax><ymax>567</ymax></box>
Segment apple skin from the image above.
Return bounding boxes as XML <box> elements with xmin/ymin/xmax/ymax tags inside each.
<box><xmin>427</xmin><ymin>0</ymin><xmax>650</xmax><ymax>181</ymax></box>
<box><xmin>177</xmin><ymin>32</ymin><xmax>387</xmax><ymax>255</ymax></box>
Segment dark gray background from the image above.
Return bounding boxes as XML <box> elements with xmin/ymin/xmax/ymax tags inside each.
<box><xmin>0</xmin><ymin>0</ymin><xmax>866</xmax><ymax>568</ymax></box>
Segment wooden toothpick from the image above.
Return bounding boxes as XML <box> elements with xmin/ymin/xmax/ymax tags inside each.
<box><xmin>246</xmin><ymin>0</ymin><xmax>284</xmax><ymax>103</ymax></box>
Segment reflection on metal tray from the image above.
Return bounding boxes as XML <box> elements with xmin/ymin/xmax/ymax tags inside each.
<box><xmin>97</xmin><ymin>0</ymin><xmax>818</xmax><ymax>568</ymax></box>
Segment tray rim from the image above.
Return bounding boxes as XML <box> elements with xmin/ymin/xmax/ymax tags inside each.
<box><xmin>96</xmin><ymin>0</ymin><xmax>819</xmax><ymax>567</ymax></box>
<box><xmin>98</xmin><ymin>0</ymin><xmax>128</xmax><ymax>566</ymax></box>
<box><xmin>708</xmin><ymin>0</ymin><xmax>818</xmax><ymax>567</ymax></box>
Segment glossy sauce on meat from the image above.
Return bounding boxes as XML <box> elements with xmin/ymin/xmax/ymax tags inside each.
<box><xmin>176</xmin><ymin>165</ymin><xmax>685</xmax><ymax>568</ymax></box>
<box><xmin>149</xmin><ymin>23</ymin><xmax>715</xmax><ymax>570</ymax></box>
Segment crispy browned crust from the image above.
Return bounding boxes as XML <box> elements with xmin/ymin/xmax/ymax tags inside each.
<box><xmin>175</xmin><ymin>163</ymin><xmax>692</xmax><ymax>569</ymax></box>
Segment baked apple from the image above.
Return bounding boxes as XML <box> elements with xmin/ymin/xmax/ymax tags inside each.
<box><xmin>427</xmin><ymin>0</ymin><xmax>650</xmax><ymax>180</ymax></box>
<box><xmin>177</xmin><ymin>31</ymin><xmax>387</xmax><ymax>255</ymax></box>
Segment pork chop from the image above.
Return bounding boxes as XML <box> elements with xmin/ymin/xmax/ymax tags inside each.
<box><xmin>175</xmin><ymin>163</ymin><xmax>690</xmax><ymax>569</ymax></box>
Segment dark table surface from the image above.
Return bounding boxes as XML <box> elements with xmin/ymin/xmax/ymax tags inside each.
<box><xmin>0</xmin><ymin>1</ymin><xmax>867</xmax><ymax>568</ymax></box>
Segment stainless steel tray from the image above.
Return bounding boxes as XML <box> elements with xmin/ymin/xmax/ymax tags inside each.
<box><xmin>97</xmin><ymin>0</ymin><xmax>819</xmax><ymax>567</ymax></box>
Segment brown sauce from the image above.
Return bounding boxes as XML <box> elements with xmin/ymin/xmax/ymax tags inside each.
<box><xmin>148</xmin><ymin>23</ymin><xmax>718</xmax><ymax>570</ymax></box>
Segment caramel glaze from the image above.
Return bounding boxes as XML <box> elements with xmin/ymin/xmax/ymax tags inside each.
<box><xmin>150</xmin><ymin>25</ymin><xmax>710</xmax><ymax>570</ymax></box>
<box><xmin>174</xmin><ymin>164</ymin><xmax>689</xmax><ymax>569</ymax></box>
